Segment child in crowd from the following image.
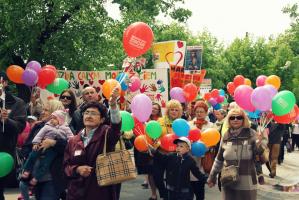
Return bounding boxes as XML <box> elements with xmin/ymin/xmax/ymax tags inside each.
<box><xmin>151</xmin><ymin>137</ymin><xmax>207</xmax><ymax>200</ymax></box>
<box><xmin>19</xmin><ymin>110</ymin><xmax>73</xmax><ymax>199</ymax></box>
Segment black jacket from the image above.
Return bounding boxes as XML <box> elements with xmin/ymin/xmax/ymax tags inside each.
<box><xmin>155</xmin><ymin>151</ymin><xmax>206</xmax><ymax>191</ymax></box>
<box><xmin>268</xmin><ymin>122</ymin><xmax>286</xmax><ymax>144</ymax></box>
<box><xmin>69</xmin><ymin>106</ymin><xmax>84</xmax><ymax>134</ymax></box>
<box><xmin>0</xmin><ymin>92</ymin><xmax>26</xmax><ymax>157</ymax></box>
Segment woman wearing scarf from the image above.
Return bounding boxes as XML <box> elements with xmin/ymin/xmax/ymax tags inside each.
<box><xmin>189</xmin><ymin>101</ymin><xmax>216</xmax><ymax>200</ymax></box>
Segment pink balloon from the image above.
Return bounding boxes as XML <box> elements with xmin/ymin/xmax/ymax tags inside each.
<box><xmin>208</xmin><ymin>98</ymin><xmax>217</xmax><ymax>106</ymax></box>
<box><xmin>256</xmin><ymin>75</ymin><xmax>267</xmax><ymax>87</ymax></box>
<box><xmin>263</xmin><ymin>85</ymin><xmax>277</xmax><ymax>99</ymax></box>
<box><xmin>131</xmin><ymin>94</ymin><xmax>152</xmax><ymax>122</ymax></box>
<box><xmin>170</xmin><ymin>87</ymin><xmax>186</xmax><ymax>103</ymax></box>
<box><xmin>234</xmin><ymin>85</ymin><xmax>255</xmax><ymax>112</ymax></box>
<box><xmin>129</xmin><ymin>76</ymin><xmax>141</xmax><ymax>92</ymax></box>
<box><xmin>216</xmin><ymin>95</ymin><xmax>224</xmax><ymax>103</ymax></box>
<box><xmin>251</xmin><ymin>87</ymin><xmax>272</xmax><ymax>111</ymax></box>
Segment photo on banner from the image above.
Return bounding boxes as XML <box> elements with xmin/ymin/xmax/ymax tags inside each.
<box><xmin>152</xmin><ymin>40</ymin><xmax>186</xmax><ymax>68</ymax></box>
<box><xmin>184</xmin><ymin>46</ymin><xmax>203</xmax><ymax>71</ymax></box>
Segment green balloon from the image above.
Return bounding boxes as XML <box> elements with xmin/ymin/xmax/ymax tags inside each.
<box><xmin>146</xmin><ymin>121</ymin><xmax>162</xmax><ymax>139</ymax></box>
<box><xmin>46</xmin><ymin>78</ymin><xmax>69</xmax><ymax>94</ymax></box>
<box><xmin>272</xmin><ymin>90</ymin><xmax>296</xmax><ymax>116</ymax></box>
<box><xmin>0</xmin><ymin>152</ymin><xmax>14</xmax><ymax>178</ymax></box>
<box><xmin>120</xmin><ymin>111</ymin><xmax>134</xmax><ymax>131</ymax></box>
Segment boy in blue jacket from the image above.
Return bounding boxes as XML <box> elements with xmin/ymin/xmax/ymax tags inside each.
<box><xmin>151</xmin><ymin>137</ymin><xmax>207</xmax><ymax>200</ymax></box>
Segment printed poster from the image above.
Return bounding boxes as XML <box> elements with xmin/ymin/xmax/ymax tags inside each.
<box><xmin>152</xmin><ymin>40</ymin><xmax>186</xmax><ymax>68</ymax></box>
<box><xmin>184</xmin><ymin>46</ymin><xmax>203</xmax><ymax>71</ymax></box>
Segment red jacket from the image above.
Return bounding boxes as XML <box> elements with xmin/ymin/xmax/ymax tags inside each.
<box><xmin>63</xmin><ymin>123</ymin><xmax>121</xmax><ymax>200</ymax></box>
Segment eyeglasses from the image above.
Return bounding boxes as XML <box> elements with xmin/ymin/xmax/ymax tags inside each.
<box><xmin>60</xmin><ymin>95</ymin><xmax>72</xmax><ymax>100</ymax></box>
<box><xmin>229</xmin><ymin>116</ymin><xmax>244</xmax><ymax>121</ymax></box>
<box><xmin>83</xmin><ymin>111</ymin><xmax>100</xmax><ymax>116</ymax></box>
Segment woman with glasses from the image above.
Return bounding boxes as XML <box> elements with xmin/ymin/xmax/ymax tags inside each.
<box><xmin>59</xmin><ymin>89</ymin><xmax>77</xmax><ymax>124</ymax></box>
<box><xmin>63</xmin><ymin>88</ymin><xmax>121</xmax><ymax>200</ymax></box>
<box><xmin>207</xmin><ymin>108</ymin><xmax>257</xmax><ymax>200</ymax></box>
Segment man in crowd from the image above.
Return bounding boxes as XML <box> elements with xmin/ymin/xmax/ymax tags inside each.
<box><xmin>0</xmin><ymin>72</ymin><xmax>26</xmax><ymax>200</ymax></box>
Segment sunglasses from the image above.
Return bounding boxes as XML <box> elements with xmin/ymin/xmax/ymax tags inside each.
<box><xmin>60</xmin><ymin>95</ymin><xmax>72</xmax><ymax>100</ymax></box>
<box><xmin>229</xmin><ymin>116</ymin><xmax>244</xmax><ymax>120</ymax></box>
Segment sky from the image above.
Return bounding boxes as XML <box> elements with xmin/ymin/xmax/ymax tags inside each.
<box><xmin>104</xmin><ymin>0</ymin><xmax>298</xmax><ymax>44</ymax></box>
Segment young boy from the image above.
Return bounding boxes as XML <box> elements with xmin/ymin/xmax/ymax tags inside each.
<box><xmin>152</xmin><ymin>137</ymin><xmax>207</xmax><ymax>200</ymax></box>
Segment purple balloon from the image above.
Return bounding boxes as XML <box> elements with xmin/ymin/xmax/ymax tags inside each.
<box><xmin>22</xmin><ymin>69</ymin><xmax>38</xmax><ymax>86</ymax></box>
<box><xmin>208</xmin><ymin>98</ymin><xmax>217</xmax><ymax>106</ymax></box>
<box><xmin>170</xmin><ymin>87</ymin><xmax>186</xmax><ymax>103</ymax></box>
<box><xmin>26</xmin><ymin>61</ymin><xmax>41</xmax><ymax>74</ymax></box>
<box><xmin>131</xmin><ymin>94</ymin><xmax>152</xmax><ymax>122</ymax></box>
<box><xmin>234</xmin><ymin>85</ymin><xmax>255</xmax><ymax>112</ymax></box>
<box><xmin>251</xmin><ymin>87</ymin><xmax>272</xmax><ymax>111</ymax></box>
<box><xmin>263</xmin><ymin>85</ymin><xmax>277</xmax><ymax>99</ymax></box>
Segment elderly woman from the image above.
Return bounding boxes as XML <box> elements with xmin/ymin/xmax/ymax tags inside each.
<box><xmin>20</xmin><ymin>100</ymin><xmax>66</xmax><ymax>200</ymax></box>
<box><xmin>207</xmin><ymin>108</ymin><xmax>257</xmax><ymax>200</ymax></box>
<box><xmin>63</xmin><ymin>88</ymin><xmax>121</xmax><ymax>200</ymax></box>
<box><xmin>153</xmin><ymin>100</ymin><xmax>182</xmax><ymax>200</ymax></box>
<box><xmin>189</xmin><ymin>101</ymin><xmax>216</xmax><ymax>200</ymax></box>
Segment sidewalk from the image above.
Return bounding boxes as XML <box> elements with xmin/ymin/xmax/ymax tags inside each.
<box><xmin>257</xmin><ymin>149</ymin><xmax>299</xmax><ymax>199</ymax></box>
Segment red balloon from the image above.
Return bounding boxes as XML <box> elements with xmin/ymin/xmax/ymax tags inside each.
<box><xmin>160</xmin><ymin>134</ymin><xmax>178</xmax><ymax>152</ymax></box>
<box><xmin>188</xmin><ymin>129</ymin><xmax>201</xmax><ymax>142</ymax></box>
<box><xmin>226</xmin><ymin>82</ymin><xmax>236</xmax><ymax>95</ymax></box>
<box><xmin>203</xmin><ymin>92</ymin><xmax>212</xmax><ymax>101</ymax></box>
<box><xmin>133</xmin><ymin>116</ymin><xmax>145</xmax><ymax>136</ymax></box>
<box><xmin>43</xmin><ymin>65</ymin><xmax>57</xmax><ymax>74</ymax></box>
<box><xmin>273</xmin><ymin>105</ymin><xmax>299</xmax><ymax>124</ymax></box>
<box><xmin>37</xmin><ymin>68</ymin><xmax>56</xmax><ymax>89</ymax></box>
<box><xmin>183</xmin><ymin>83</ymin><xmax>198</xmax><ymax>102</ymax></box>
<box><xmin>233</xmin><ymin>75</ymin><xmax>245</xmax><ymax>87</ymax></box>
<box><xmin>123</xmin><ymin>22</ymin><xmax>154</xmax><ymax>57</ymax></box>
<box><xmin>211</xmin><ymin>89</ymin><xmax>219</xmax><ymax>98</ymax></box>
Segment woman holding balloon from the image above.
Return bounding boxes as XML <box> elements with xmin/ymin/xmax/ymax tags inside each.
<box><xmin>189</xmin><ymin>101</ymin><xmax>217</xmax><ymax>200</ymax></box>
<box><xmin>151</xmin><ymin>100</ymin><xmax>183</xmax><ymax>200</ymax></box>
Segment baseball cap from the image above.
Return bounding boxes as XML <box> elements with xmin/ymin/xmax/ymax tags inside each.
<box><xmin>173</xmin><ymin>137</ymin><xmax>191</xmax><ymax>149</ymax></box>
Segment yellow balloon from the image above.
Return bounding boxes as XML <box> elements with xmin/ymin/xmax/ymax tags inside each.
<box><xmin>265</xmin><ymin>75</ymin><xmax>281</xmax><ymax>90</ymax></box>
<box><xmin>244</xmin><ymin>78</ymin><xmax>252</xmax><ymax>86</ymax></box>
<box><xmin>201</xmin><ymin>128</ymin><xmax>220</xmax><ymax>147</ymax></box>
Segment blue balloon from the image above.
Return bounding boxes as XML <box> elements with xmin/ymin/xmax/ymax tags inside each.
<box><xmin>172</xmin><ymin>118</ymin><xmax>190</xmax><ymax>137</ymax></box>
<box><xmin>191</xmin><ymin>141</ymin><xmax>207</xmax><ymax>157</ymax></box>
<box><xmin>219</xmin><ymin>89</ymin><xmax>225</xmax><ymax>96</ymax></box>
<box><xmin>213</xmin><ymin>103</ymin><xmax>222</xmax><ymax>110</ymax></box>
<box><xmin>247</xmin><ymin>110</ymin><xmax>261</xmax><ymax>119</ymax></box>
<box><xmin>116</xmin><ymin>73</ymin><xmax>128</xmax><ymax>91</ymax></box>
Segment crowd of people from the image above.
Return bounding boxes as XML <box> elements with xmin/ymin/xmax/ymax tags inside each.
<box><xmin>0</xmin><ymin>70</ymin><xmax>298</xmax><ymax>200</ymax></box>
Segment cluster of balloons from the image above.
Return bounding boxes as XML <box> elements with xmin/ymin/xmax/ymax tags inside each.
<box><xmin>228</xmin><ymin>74</ymin><xmax>298</xmax><ymax>124</ymax></box>
<box><xmin>6</xmin><ymin>61</ymin><xmax>68</xmax><ymax>94</ymax></box>
<box><xmin>203</xmin><ymin>89</ymin><xmax>227</xmax><ymax>110</ymax></box>
<box><xmin>0</xmin><ymin>152</ymin><xmax>14</xmax><ymax>178</ymax></box>
<box><xmin>226</xmin><ymin>75</ymin><xmax>252</xmax><ymax>96</ymax></box>
<box><xmin>102</xmin><ymin>74</ymin><xmax>142</xmax><ymax>99</ymax></box>
<box><xmin>123</xmin><ymin>22</ymin><xmax>154</xmax><ymax>58</ymax></box>
<box><xmin>170</xmin><ymin>83</ymin><xmax>199</xmax><ymax>103</ymax></box>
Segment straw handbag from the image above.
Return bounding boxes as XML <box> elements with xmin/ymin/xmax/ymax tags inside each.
<box><xmin>96</xmin><ymin>130</ymin><xmax>137</xmax><ymax>186</ymax></box>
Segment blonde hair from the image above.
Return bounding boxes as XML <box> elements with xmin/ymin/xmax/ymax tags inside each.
<box><xmin>46</xmin><ymin>100</ymin><xmax>64</xmax><ymax>114</ymax></box>
<box><xmin>165</xmin><ymin>99</ymin><xmax>183</xmax><ymax>119</ymax></box>
<box><xmin>224</xmin><ymin>108</ymin><xmax>251</xmax><ymax>128</ymax></box>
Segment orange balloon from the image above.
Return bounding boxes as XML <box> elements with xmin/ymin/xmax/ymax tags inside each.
<box><xmin>102</xmin><ymin>79</ymin><xmax>121</xmax><ymax>99</ymax></box>
<box><xmin>233</xmin><ymin>75</ymin><xmax>245</xmax><ymax>87</ymax></box>
<box><xmin>203</xmin><ymin>92</ymin><xmax>212</xmax><ymax>101</ymax></box>
<box><xmin>183</xmin><ymin>83</ymin><xmax>198</xmax><ymax>102</ymax></box>
<box><xmin>6</xmin><ymin>65</ymin><xmax>24</xmax><ymax>84</ymax></box>
<box><xmin>134</xmin><ymin>135</ymin><xmax>153</xmax><ymax>152</ymax></box>
<box><xmin>226</xmin><ymin>82</ymin><xmax>236</xmax><ymax>95</ymax></box>
<box><xmin>265</xmin><ymin>75</ymin><xmax>281</xmax><ymax>90</ymax></box>
<box><xmin>244</xmin><ymin>78</ymin><xmax>252</xmax><ymax>86</ymax></box>
<box><xmin>201</xmin><ymin>128</ymin><xmax>220</xmax><ymax>147</ymax></box>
